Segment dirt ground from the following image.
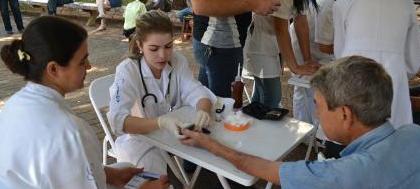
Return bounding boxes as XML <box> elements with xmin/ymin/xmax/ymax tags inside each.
<box><xmin>0</xmin><ymin>14</ymin><xmax>314</xmax><ymax>189</ymax></box>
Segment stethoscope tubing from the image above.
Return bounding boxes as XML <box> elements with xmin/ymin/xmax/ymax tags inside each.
<box><xmin>138</xmin><ymin>59</ymin><xmax>172</xmax><ymax>108</ymax></box>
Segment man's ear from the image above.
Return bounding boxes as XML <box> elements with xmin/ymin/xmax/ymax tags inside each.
<box><xmin>341</xmin><ymin>105</ymin><xmax>354</xmax><ymax>131</ymax></box>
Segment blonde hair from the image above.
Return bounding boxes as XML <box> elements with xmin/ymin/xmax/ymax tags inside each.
<box><xmin>128</xmin><ymin>10</ymin><xmax>173</xmax><ymax>59</ymax></box>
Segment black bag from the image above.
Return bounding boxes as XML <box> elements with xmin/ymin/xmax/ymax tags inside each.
<box><xmin>242</xmin><ymin>102</ymin><xmax>289</xmax><ymax>120</ymax></box>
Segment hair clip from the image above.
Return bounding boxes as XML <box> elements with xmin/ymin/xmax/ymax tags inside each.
<box><xmin>17</xmin><ymin>49</ymin><xmax>31</xmax><ymax>62</ymax></box>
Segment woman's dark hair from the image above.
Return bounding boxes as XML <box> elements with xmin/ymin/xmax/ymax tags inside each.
<box><xmin>294</xmin><ymin>0</ymin><xmax>319</xmax><ymax>14</ymax></box>
<box><xmin>1</xmin><ymin>16</ymin><xmax>87</xmax><ymax>82</ymax></box>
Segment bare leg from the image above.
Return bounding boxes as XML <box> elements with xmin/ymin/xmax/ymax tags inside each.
<box><xmin>96</xmin><ymin>0</ymin><xmax>105</xmax><ymax>18</ymax></box>
<box><xmin>98</xmin><ymin>18</ymin><xmax>106</xmax><ymax>31</ymax></box>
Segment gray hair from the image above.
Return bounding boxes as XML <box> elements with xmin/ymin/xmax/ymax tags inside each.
<box><xmin>310</xmin><ymin>56</ymin><xmax>393</xmax><ymax>128</ymax></box>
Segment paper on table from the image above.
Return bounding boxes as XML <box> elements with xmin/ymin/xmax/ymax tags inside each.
<box><xmin>288</xmin><ymin>75</ymin><xmax>311</xmax><ymax>88</ymax></box>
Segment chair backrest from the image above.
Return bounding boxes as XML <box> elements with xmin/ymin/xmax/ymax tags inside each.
<box><xmin>89</xmin><ymin>74</ymin><xmax>116</xmax><ymax>150</ymax></box>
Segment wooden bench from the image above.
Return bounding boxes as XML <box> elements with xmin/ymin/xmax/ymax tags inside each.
<box><xmin>19</xmin><ymin>0</ymin><xmax>99</xmax><ymax>26</ymax></box>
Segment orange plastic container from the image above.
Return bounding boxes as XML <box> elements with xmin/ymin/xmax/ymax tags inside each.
<box><xmin>224</xmin><ymin>122</ymin><xmax>250</xmax><ymax>132</ymax></box>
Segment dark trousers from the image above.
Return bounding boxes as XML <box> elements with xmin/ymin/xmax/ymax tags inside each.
<box><xmin>192</xmin><ymin>39</ymin><xmax>243</xmax><ymax>97</ymax></box>
<box><xmin>0</xmin><ymin>0</ymin><xmax>24</xmax><ymax>32</ymax></box>
<box><xmin>123</xmin><ymin>28</ymin><xmax>135</xmax><ymax>39</ymax></box>
<box><xmin>206</xmin><ymin>47</ymin><xmax>242</xmax><ymax>97</ymax></box>
<box><xmin>47</xmin><ymin>0</ymin><xmax>58</xmax><ymax>15</ymax></box>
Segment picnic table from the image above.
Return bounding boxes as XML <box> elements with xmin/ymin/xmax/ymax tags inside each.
<box><xmin>19</xmin><ymin>0</ymin><xmax>100</xmax><ymax>26</ymax></box>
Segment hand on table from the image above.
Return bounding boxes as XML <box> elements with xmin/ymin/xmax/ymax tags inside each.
<box><xmin>180</xmin><ymin>129</ymin><xmax>215</xmax><ymax>150</ymax></box>
<box><xmin>293</xmin><ymin>60</ymin><xmax>321</xmax><ymax>76</ymax></box>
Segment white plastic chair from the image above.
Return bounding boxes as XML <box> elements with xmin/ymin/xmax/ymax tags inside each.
<box><xmin>89</xmin><ymin>74</ymin><xmax>117</xmax><ymax>165</ymax></box>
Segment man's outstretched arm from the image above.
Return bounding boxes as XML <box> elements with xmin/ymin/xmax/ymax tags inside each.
<box><xmin>181</xmin><ymin>129</ymin><xmax>282</xmax><ymax>184</ymax></box>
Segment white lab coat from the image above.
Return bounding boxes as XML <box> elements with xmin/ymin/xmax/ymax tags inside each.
<box><xmin>334</xmin><ymin>0</ymin><xmax>420</xmax><ymax>128</ymax></box>
<box><xmin>108</xmin><ymin>51</ymin><xmax>216</xmax><ymax>174</ymax></box>
<box><xmin>0</xmin><ymin>82</ymin><xmax>106</xmax><ymax>189</ymax></box>
<box><xmin>290</xmin><ymin>0</ymin><xmax>335</xmax><ymax>139</ymax></box>
<box><xmin>243</xmin><ymin>14</ymin><xmax>280</xmax><ymax>78</ymax></box>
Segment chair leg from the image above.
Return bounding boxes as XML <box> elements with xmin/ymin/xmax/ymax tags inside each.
<box><xmin>102</xmin><ymin>139</ymin><xmax>108</xmax><ymax>165</ymax></box>
<box><xmin>305</xmin><ymin>124</ymin><xmax>319</xmax><ymax>161</ymax></box>
<box><xmin>173</xmin><ymin>156</ymin><xmax>190</xmax><ymax>186</ymax></box>
<box><xmin>244</xmin><ymin>83</ymin><xmax>252</xmax><ymax>103</ymax></box>
<box><xmin>265</xmin><ymin>182</ymin><xmax>273</xmax><ymax>189</ymax></box>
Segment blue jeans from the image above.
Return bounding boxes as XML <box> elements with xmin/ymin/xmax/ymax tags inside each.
<box><xmin>251</xmin><ymin>77</ymin><xmax>282</xmax><ymax>108</ymax></box>
<box><xmin>176</xmin><ymin>7</ymin><xmax>192</xmax><ymax>22</ymax></box>
<box><xmin>192</xmin><ymin>39</ymin><xmax>242</xmax><ymax>97</ymax></box>
<box><xmin>206</xmin><ymin>47</ymin><xmax>242</xmax><ymax>97</ymax></box>
<box><xmin>192</xmin><ymin>39</ymin><xmax>209</xmax><ymax>87</ymax></box>
<box><xmin>0</xmin><ymin>0</ymin><xmax>24</xmax><ymax>32</ymax></box>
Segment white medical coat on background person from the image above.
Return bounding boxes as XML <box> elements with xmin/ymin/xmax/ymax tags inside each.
<box><xmin>334</xmin><ymin>0</ymin><xmax>420</xmax><ymax>128</ymax></box>
<box><xmin>290</xmin><ymin>0</ymin><xmax>335</xmax><ymax>139</ymax></box>
<box><xmin>314</xmin><ymin>0</ymin><xmax>334</xmax><ymax>48</ymax></box>
<box><xmin>108</xmin><ymin>51</ymin><xmax>216</xmax><ymax>175</ymax></box>
<box><xmin>243</xmin><ymin>14</ymin><xmax>281</xmax><ymax>79</ymax></box>
<box><xmin>0</xmin><ymin>82</ymin><xmax>106</xmax><ymax>189</ymax></box>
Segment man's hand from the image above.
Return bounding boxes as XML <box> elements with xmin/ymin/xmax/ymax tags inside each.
<box><xmin>107</xmin><ymin>167</ymin><xmax>143</xmax><ymax>188</ymax></box>
<box><xmin>251</xmin><ymin>0</ymin><xmax>281</xmax><ymax>16</ymax></box>
<box><xmin>140</xmin><ymin>176</ymin><xmax>170</xmax><ymax>189</ymax></box>
<box><xmin>180</xmin><ymin>129</ymin><xmax>215</xmax><ymax>149</ymax></box>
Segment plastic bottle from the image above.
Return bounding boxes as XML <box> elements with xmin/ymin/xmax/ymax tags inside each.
<box><xmin>231</xmin><ymin>63</ymin><xmax>244</xmax><ymax>109</ymax></box>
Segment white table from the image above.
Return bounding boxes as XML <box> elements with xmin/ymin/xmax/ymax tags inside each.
<box><xmin>136</xmin><ymin>107</ymin><xmax>314</xmax><ymax>188</ymax></box>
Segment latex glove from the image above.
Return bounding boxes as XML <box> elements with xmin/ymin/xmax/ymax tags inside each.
<box><xmin>194</xmin><ymin>110</ymin><xmax>211</xmax><ymax>130</ymax></box>
<box><xmin>157</xmin><ymin>115</ymin><xmax>185</xmax><ymax>139</ymax></box>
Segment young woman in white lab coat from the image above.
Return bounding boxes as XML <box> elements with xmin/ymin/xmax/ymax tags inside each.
<box><xmin>243</xmin><ymin>14</ymin><xmax>282</xmax><ymax>108</ymax></box>
<box><xmin>0</xmin><ymin>16</ymin><xmax>168</xmax><ymax>189</ymax></box>
<box><xmin>290</xmin><ymin>0</ymin><xmax>334</xmax><ymax>135</ymax></box>
<box><xmin>108</xmin><ymin>10</ymin><xmax>216</xmax><ymax>175</ymax></box>
<box><xmin>271</xmin><ymin>0</ymin><xmax>321</xmax><ymax>76</ymax></box>
<box><xmin>243</xmin><ymin>0</ymin><xmax>321</xmax><ymax>108</ymax></box>
<box><xmin>333</xmin><ymin>0</ymin><xmax>420</xmax><ymax>128</ymax></box>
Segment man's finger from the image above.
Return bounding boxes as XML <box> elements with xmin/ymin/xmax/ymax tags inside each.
<box><xmin>181</xmin><ymin>128</ymin><xmax>196</xmax><ymax>137</ymax></box>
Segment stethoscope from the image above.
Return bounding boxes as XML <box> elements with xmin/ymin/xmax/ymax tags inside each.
<box><xmin>138</xmin><ymin>59</ymin><xmax>173</xmax><ymax>111</ymax></box>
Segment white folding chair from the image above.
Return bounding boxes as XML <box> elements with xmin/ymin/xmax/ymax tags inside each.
<box><xmin>89</xmin><ymin>74</ymin><xmax>118</xmax><ymax>165</ymax></box>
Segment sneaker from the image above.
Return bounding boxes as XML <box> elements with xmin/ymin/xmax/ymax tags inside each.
<box><xmin>6</xmin><ymin>31</ymin><xmax>13</xmax><ymax>35</ymax></box>
<box><xmin>96</xmin><ymin>14</ymin><xmax>105</xmax><ymax>20</ymax></box>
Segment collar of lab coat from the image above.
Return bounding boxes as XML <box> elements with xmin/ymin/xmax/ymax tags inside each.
<box><xmin>140</xmin><ymin>56</ymin><xmax>174</xmax><ymax>80</ymax></box>
<box><xmin>25</xmin><ymin>82</ymin><xmax>72</xmax><ymax>112</ymax></box>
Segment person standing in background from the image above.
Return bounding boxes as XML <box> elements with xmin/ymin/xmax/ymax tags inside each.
<box><xmin>123</xmin><ymin>0</ymin><xmax>147</xmax><ymax>39</ymax></box>
<box><xmin>0</xmin><ymin>0</ymin><xmax>24</xmax><ymax>34</ymax></box>
<box><xmin>191</xmin><ymin>11</ymin><xmax>251</xmax><ymax>97</ymax></box>
<box><xmin>333</xmin><ymin>0</ymin><xmax>420</xmax><ymax>128</ymax></box>
<box><xmin>243</xmin><ymin>14</ymin><xmax>282</xmax><ymax>108</ymax></box>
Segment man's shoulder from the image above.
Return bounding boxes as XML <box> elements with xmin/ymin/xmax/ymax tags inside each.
<box><xmin>392</xmin><ymin>124</ymin><xmax>420</xmax><ymax>147</ymax></box>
